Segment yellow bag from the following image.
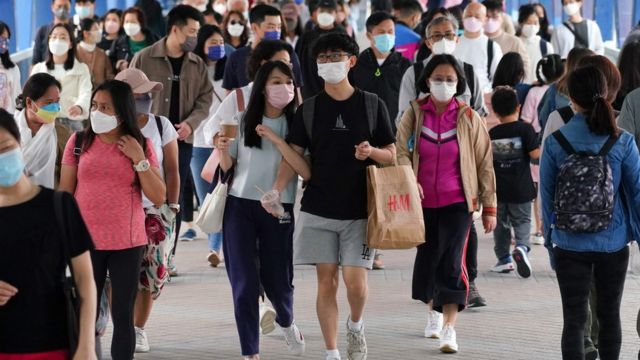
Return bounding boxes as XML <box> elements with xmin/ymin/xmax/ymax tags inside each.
<box><xmin>366</xmin><ymin>164</ymin><xmax>425</xmax><ymax>249</ymax></box>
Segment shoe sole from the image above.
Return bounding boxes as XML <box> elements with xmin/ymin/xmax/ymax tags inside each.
<box><xmin>489</xmin><ymin>267</ymin><xmax>514</xmax><ymax>273</ymax></box>
<box><xmin>467</xmin><ymin>300</ymin><xmax>487</xmax><ymax>308</ymax></box>
<box><xmin>260</xmin><ymin>311</ymin><xmax>277</xmax><ymax>335</ymax></box>
<box><xmin>513</xmin><ymin>249</ymin><xmax>532</xmax><ymax>278</ymax></box>
<box><xmin>424</xmin><ymin>332</ymin><xmax>441</xmax><ymax>339</ymax></box>
<box><xmin>439</xmin><ymin>344</ymin><xmax>458</xmax><ymax>353</ymax></box>
<box><xmin>207</xmin><ymin>253</ymin><xmax>221</xmax><ymax>267</ymax></box>
<box><xmin>135</xmin><ymin>346</ymin><xmax>150</xmax><ymax>353</ymax></box>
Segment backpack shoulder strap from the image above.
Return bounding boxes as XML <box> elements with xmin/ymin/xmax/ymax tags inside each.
<box><xmin>53</xmin><ymin>192</ymin><xmax>73</xmax><ymax>269</ymax></box>
<box><xmin>552</xmin><ymin>130</ymin><xmax>575</xmax><ymax>155</ymax></box>
<box><xmin>363</xmin><ymin>91</ymin><xmax>379</xmax><ymax>138</ymax></box>
<box><xmin>303</xmin><ymin>96</ymin><xmax>317</xmax><ymax>142</ymax></box>
<box><xmin>463</xmin><ymin>62</ymin><xmax>475</xmax><ymax>99</ymax></box>
<box><xmin>558</xmin><ymin>106</ymin><xmax>574</xmax><ymax>124</ymax></box>
<box><xmin>154</xmin><ymin>115</ymin><xmax>163</xmax><ymax>138</ymax></box>
<box><xmin>235</xmin><ymin>88</ymin><xmax>245</xmax><ymax>112</ymax></box>
<box><xmin>598</xmin><ymin>136</ymin><xmax>619</xmax><ymax>156</ymax></box>
<box><xmin>563</xmin><ymin>21</ymin><xmax>588</xmax><ymax>48</ymax></box>
<box><xmin>73</xmin><ymin>131</ymin><xmax>84</xmax><ymax>162</ymax></box>
<box><xmin>540</xmin><ymin>39</ymin><xmax>548</xmax><ymax>56</ymax></box>
<box><xmin>487</xmin><ymin>39</ymin><xmax>494</xmax><ymax>82</ymax></box>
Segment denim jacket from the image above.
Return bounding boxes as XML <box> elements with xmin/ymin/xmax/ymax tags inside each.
<box><xmin>540</xmin><ymin>113</ymin><xmax>640</xmax><ymax>255</ymax></box>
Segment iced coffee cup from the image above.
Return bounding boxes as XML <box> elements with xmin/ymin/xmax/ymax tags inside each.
<box><xmin>220</xmin><ymin>118</ymin><xmax>238</xmax><ymax>140</ymax></box>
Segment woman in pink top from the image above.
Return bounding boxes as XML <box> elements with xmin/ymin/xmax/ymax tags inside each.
<box><xmin>59</xmin><ymin>80</ymin><xmax>165</xmax><ymax>360</ymax></box>
<box><xmin>396</xmin><ymin>55</ymin><xmax>497</xmax><ymax>355</ymax></box>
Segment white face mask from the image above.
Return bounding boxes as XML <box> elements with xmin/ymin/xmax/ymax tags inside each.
<box><xmin>563</xmin><ymin>3</ymin><xmax>581</xmax><ymax>16</ymax></box>
<box><xmin>195</xmin><ymin>3</ymin><xmax>207</xmax><ymax>12</ymax></box>
<box><xmin>213</xmin><ymin>3</ymin><xmax>227</xmax><ymax>14</ymax></box>
<box><xmin>123</xmin><ymin>23</ymin><xmax>141</xmax><ymax>37</ymax></box>
<box><xmin>432</xmin><ymin>39</ymin><xmax>457</xmax><ymax>55</ymax></box>
<box><xmin>317</xmin><ymin>12</ymin><xmax>336</xmax><ymax>27</ymax></box>
<box><xmin>430</xmin><ymin>80</ymin><xmax>457</xmax><ymax>102</ymax></box>
<box><xmin>521</xmin><ymin>24</ymin><xmax>540</xmax><ymax>38</ymax></box>
<box><xmin>79</xmin><ymin>41</ymin><xmax>96</xmax><ymax>52</ymax></box>
<box><xmin>49</xmin><ymin>39</ymin><xmax>70</xmax><ymax>56</ymax></box>
<box><xmin>317</xmin><ymin>60</ymin><xmax>349</xmax><ymax>85</ymax></box>
<box><xmin>227</xmin><ymin>23</ymin><xmax>245</xmax><ymax>37</ymax></box>
<box><xmin>91</xmin><ymin>110</ymin><xmax>119</xmax><ymax>134</ymax></box>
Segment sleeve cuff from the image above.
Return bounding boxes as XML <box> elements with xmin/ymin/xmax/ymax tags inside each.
<box><xmin>482</xmin><ymin>207</ymin><xmax>497</xmax><ymax>217</ymax></box>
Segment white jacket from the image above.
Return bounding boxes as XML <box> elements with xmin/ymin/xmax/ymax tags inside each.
<box><xmin>31</xmin><ymin>59</ymin><xmax>92</xmax><ymax>121</ymax></box>
<box><xmin>551</xmin><ymin>19</ymin><xmax>604</xmax><ymax>59</ymax></box>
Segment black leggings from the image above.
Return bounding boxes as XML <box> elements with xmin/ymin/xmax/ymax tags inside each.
<box><xmin>92</xmin><ymin>246</ymin><xmax>144</xmax><ymax>360</ymax></box>
<box><xmin>554</xmin><ymin>246</ymin><xmax>629</xmax><ymax>360</ymax></box>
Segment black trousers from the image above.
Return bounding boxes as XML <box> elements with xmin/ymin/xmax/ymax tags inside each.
<box><xmin>465</xmin><ymin>224</ymin><xmax>478</xmax><ymax>282</ymax></box>
<box><xmin>92</xmin><ymin>246</ymin><xmax>144</xmax><ymax>360</ymax></box>
<box><xmin>412</xmin><ymin>202</ymin><xmax>472</xmax><ymax>312</ymax></box>
<box><xmin>171</xmin><ymin>141</ymin><xmax>193</xmax><ymax>256</ymax></box>
<box><xmin>554</xmin><ymin>246</ymin><xmax>629</xmax><ymax>360</ymax></box>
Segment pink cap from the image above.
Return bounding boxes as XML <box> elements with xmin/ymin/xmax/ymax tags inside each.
<box><xmin>115</xmin><ymin>68</ymin><xmax>164</xmax><ymax>94</ymax></box>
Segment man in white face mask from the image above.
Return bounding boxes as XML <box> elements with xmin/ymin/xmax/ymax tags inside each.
<box><xmin>296</xmin><ymin>0</ymin><xmax>347</xmax><ymax>99</ymax></box>
<box><xmin>482</xmin><ymin>0</ymin><xmax>531</xmax><ymax>83</ymax></box>
<box><xmin>551</xmin><ymin>0</ymin><xmax>604</xmax><ymax>59</ymax></box>
<box><xmin>452</xmin><ymin>2</ymin><xmax>503</xmax><ymax>92</ymax></box>
<box><xmin>398</xmin><ymin>14</ymin><xmax>487</xmax><ymax>124</ymax></box>
<box><xmin>285</xmin><ymin>33</ymin><xmax>396</xmax><ymax>360</ymax></box>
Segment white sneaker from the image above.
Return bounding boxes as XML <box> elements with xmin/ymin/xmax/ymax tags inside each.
<box><xmin>489</xmin><ymin>261</ymin><xmax>514</xmax><ymax>273</ymax></box>
<box><xmin>281</xmin><ymin>322</ymin><xmax>305</xmax><ymax>355</ymax></box>
<box><xmin>259</xmin><ymin>302</ymin><xmax>276</xmax><ymax>335</ymax></box>
<box><xmin>325</xmin><ymin>354</ymin><xmax>341</xmax><ymax>360</ymax></box>
<box><xmin>439</xmin><ymin>325</ymin><xmax>458</xmax><ymax>353</ymax></box>
<box><xmin>531</xmin><ymin>233</ymin><xmax>545</xmax><ymax>245</ymax></box>
<box><xmin>424</xmin><ymin>310</ymin><xmax>443</xmax><ymax>339</ymax></box>
<box><xmin>135</xmin><ymin>327</ymin><xmax>149</xmax><ymax>353</ymax></box>
<box><xmin>346</xmin><ymin>317</ymin><xmax>367</xmax><ymax>360</ymax></box>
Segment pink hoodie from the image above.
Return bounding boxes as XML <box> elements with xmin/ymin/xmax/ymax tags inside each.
<box><xmin>417</xmin><ymin>97</ymin><xmax>466</xmax><ymax>208</ymax></box>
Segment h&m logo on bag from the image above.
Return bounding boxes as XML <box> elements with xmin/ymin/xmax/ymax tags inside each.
<box><xmin>387</xmin><ymin>194</ymin><xmax>411</xmax><ymax>212</ymax></box>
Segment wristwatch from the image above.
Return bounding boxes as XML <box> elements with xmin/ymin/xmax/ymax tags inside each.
<box><xmin>169</xmin><ymin>203</ymin><xmax>181</xmax><ymax>212</ymax></box>
<box><xmin>133</xmin><ymin>159</ymin><xmax>151</xmax><ymax>172</ymax></box>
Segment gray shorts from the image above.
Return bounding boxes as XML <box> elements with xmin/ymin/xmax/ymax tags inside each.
<box><xmin>293</xmin><ymin>211</ymin><xmax>374</xmax><ymax>269</ymax></box>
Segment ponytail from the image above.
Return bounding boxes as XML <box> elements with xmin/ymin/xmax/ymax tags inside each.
<box><xmin>568</xmin><ymin>65</ymin><xmax>618</xmax><ymax>137</ymax></box>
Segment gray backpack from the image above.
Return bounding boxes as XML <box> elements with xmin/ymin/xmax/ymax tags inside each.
<box><xmin>552</xmin><ymin>131</ymin><xmax>617</xmax><ymax>233</ymax></box>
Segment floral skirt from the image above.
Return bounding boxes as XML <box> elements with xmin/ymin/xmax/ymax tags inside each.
<box><xmin>139</xmin><ymin>205</ymin><xmax>176</xmax><ymax>299</ymax></box>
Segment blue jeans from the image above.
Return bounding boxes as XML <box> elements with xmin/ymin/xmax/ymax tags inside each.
<box><xmin>190</xmin><ymin>146</ymin><xmax>223</xmax><ymax>252</ymax></box>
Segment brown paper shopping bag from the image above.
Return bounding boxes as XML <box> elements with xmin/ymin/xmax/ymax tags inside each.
<box><xmin>366</xmin><ymin>164</ymin><xmax>425</xmax><ymax>249</ymax></box>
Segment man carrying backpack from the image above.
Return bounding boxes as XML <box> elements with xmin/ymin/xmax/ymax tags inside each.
<box><xmin>286</xmin><ymin>33</ymin><xmax>396</xmax><ymax>360</ymax></box>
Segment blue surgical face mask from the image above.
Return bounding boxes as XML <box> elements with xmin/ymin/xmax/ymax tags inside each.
<box><xmin>0</xmin><ymin>148</ymin><xmax>25</xmax><ymax>187</ymax></box>
<box><xmin>135</xmin><ymin>94</ymin><xmax>153</xmax><ymax>114</ymax></box>
<box><xmin>373</xmin><ymin>34</ymin><xmax>395</xmax><ymax>53</ymax></box>
<box><xmin>264</xmin><ymin>30</ymin><xmax>281</xmax><ymax>41</ymax></box>
<box><xmin>207</xmin><ymin>44</ymin><xmax>225</xmax><ymax>61</ymax></box>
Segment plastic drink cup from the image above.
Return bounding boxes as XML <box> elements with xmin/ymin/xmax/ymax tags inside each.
<box><xmin>260</xmin><ymin>190</ymin><xmax>285</xmax><ymax>217</ymax></box>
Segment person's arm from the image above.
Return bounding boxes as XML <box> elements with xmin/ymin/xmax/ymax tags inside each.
<box><xmin>529</xmin><ymin>148</ymin><xmax>541</xmax><ymax>160</ymax></box>
<box><xmin>395</xmin><ymin>104</ymin><xmax>415</xmax><ymax>166</ymax></box>
<box><xmin>396</xmin><ymin>66</ymin><xmax>416</xmax><ymax>124</ymax></box>
<box><xmin>591</xmin><ymin>21</ymin><xmax>605</xmax><ymax>55</ymax></box>
<box><xmin>118</xmin><ymin>136</ymin><xmax>166</xmax><ymax>206</ymax></box>
<box><xmin>70</xmin><ymin>251</ymin><xmax>97</xmax><ymax>360</ymax></box>
<box><xmin>618</xmin><ymin>93</ymin><xmax>640</xmax><ymax>149</ymax></box>
<box><xmin>469</xmin><ymin>69</ymin><xmax>488</xmax><ymax>117</ymax></box>
<box><xmin>256</xmin><ymin>124</ymin><xmax>311</xmax><ymax>180</ymax></box>
<box><xmin>182</xmin><ymin>64</ymin><xmax>214</xmax><ymax>140</ymax></box>
<box><xmin>471</xmin><ymin>111</ymin><xmax>497</xmax><ymax>232</ymax></box>
<box><xmin>162</xmin><ymin>139</ymin><xmax>180</xmax><ymax>205</ymax></box>
<box><xmin>73</xmin><ymin>64</ymin><xmax>93</xmax><ymax>118</ymax></box>
<box><xmin>540</xmin><ymin>136</ymin><xmax>558</xmax><ymax>266</ymax></box>
<box><xmin>620</xmin><ymin>135</ymin><xmax>640</xmax><ymax>241</ymax></box>
<box><xmin>215</xmin><ymin>135</ymin><xmax>236</xmax><ymax>172</ymax></box>
<box><xmin>59</xmin><ymin>134</ymin><xmax>80</xmax><ymax>194</ymax></box>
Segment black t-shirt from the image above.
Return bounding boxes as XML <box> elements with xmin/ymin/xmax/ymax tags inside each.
<box><xmin>168</xmin><ymin>55</ymin><xmax>184</xmax><ymax>125</ymax></box>
<box><xmin>0</xmin><ymin>188</ymin><xmax>93</xmax><ymax>353</ymax></box>
<box><xmin>489</xmin><ymin>121</ymin><xmax>539</xmax><ymax>203</ymax></box>
<box><xmin>287</xmin><ymin>89</ymin><xmax>396</xmax><ymax>220</ymax></box>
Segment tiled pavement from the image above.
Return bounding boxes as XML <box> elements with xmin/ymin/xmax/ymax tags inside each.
<box><xmin>100</xmin><ymin>226</ymin><xmax>640</xmax><ymax>360</ymax></box>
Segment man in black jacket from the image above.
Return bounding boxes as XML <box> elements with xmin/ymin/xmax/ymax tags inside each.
<box><xmin>296</xmin><ymin>0</ymin><xmax>346</xmax><ymax>99</ymax></box>
<box><xmin>350</xmin><ymin>11</ymin><xmax>411</xmax><ymax>134</ymax></box>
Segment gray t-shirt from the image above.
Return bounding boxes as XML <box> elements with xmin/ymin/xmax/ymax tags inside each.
<box><xmin>228</xmin><ymin>114</ymin><xmax>297</xmax><ymax>204</ymax></box>
<box><xmin>572</xmin><ymin>20</ymin><xmax>589</xmax><ymax>48</ymax></box>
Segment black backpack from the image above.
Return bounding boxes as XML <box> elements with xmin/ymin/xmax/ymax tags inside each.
<box><xmin>552</xmin><ymin>131</ymin><xmax>617</xmax><ymax>233</ymax></box>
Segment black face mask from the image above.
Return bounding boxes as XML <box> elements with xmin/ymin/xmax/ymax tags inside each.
<box><xmin>135</xmin><ymin>94</ymin><xmax>153</xmax><ymax>114</ymax></box>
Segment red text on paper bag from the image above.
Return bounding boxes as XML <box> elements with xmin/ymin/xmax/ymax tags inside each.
<box><xmin>387</xmin><ymin>194</ymin><xmax>411</xmax><ymax>212</ymax></box>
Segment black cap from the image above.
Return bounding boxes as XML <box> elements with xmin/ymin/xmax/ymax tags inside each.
<box><xmin>316</xmin><ymin>0</ymin><xmax>337</xmax><ymax>10</ymax></box>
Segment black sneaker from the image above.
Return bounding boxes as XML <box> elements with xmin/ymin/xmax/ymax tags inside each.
<box><xmin>467</xmin><ymin>281</ymin><xmax>487</xmax><ymax>308</ymax></box>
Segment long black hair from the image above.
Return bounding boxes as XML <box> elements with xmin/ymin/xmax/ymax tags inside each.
<box><xmin>617</xmin><ymin>40</ymin><xmax>640</xmax><ymax>100</ymax></box>
<box><xmin>0</xmin><ymin>22</ymin><xmax>15</xmax><ymax>69</ymax></box>
<box><xmin>194</xmin><ymin>24</ymin><xmax>226</xmax><ymax>81</ymax></box>
<box><xmin>492</xmin><ymin>52</ymin><xmax>525</xmax><ymax>88</ymax></box>
<box><xmin>0</xmin><ymin>108</ymin><xmax>19</xmax><ymax>142</ymax></box>
<box><xmin>82</xmin><ymin>80</ymin><xmax>146</xmax><ymax>150</ymax></box>
<box><xmin>15</xmin><ymin>73</ymin><xmax>61</xmax><ymax>111</ymax></box>
<box><xmin>532</xmin><ymin>3</ymin><xmax>551</xmax><ymax>42</ymax></box>
<box><xmin>568</xmin><ymin>65</ymin><xmax>618</xmax><ymax>136</ymax></box>
<box><xmin>243</xmin><ymin>61</ymin><xmax>298</xmax><ymax>148</ymax></box>
<box><xmin>77</xmin><ymin>17</ymin><xmax>98</xmax><ymax>43</ymax></box>
<box><xmin>417</xmin><ymin>54</ymin><xmax>466</xmax><ymax>96</ymax></box>
<box><xmin>45</xmin><ymin>23</ymin><xmax>76</xmax><ymax>71</ymax></box>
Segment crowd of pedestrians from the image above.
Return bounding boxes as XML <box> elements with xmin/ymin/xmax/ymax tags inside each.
<box><xmin>1</xmin><ymin>0</ymin><xmax>640</xmax><ymax>359</ymax></box>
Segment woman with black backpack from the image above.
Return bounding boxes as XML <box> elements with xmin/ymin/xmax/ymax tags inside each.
<box><xmin>540</xmin><ymin>64</ymin><xmax>640</xmax><ymax>360</ymax></box>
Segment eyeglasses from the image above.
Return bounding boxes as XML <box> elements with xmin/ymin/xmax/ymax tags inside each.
<box><xmin>428</xmin><ymin>33</ymin><xmax>456</xmax><ymax>42</ymax></box>
<box><xmin>229</xmin><ymin>20</ymin><xmax>245</xmax><ymax>26</ymax></box>
<box><xmin>316</xmin><ymin>52</ymin><xmax>350</xmax><ymax>64</ymax></box>
<box><xmin>430</xmin><ymin>79</ymin><xmax>457</xmax><ymax>86</ymax></box>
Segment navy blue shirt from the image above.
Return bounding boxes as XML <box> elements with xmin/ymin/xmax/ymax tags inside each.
<box><xmin>222</xmin><ymin>44</ymin><xmax>304</xmax><ymax>90</ymax></box>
